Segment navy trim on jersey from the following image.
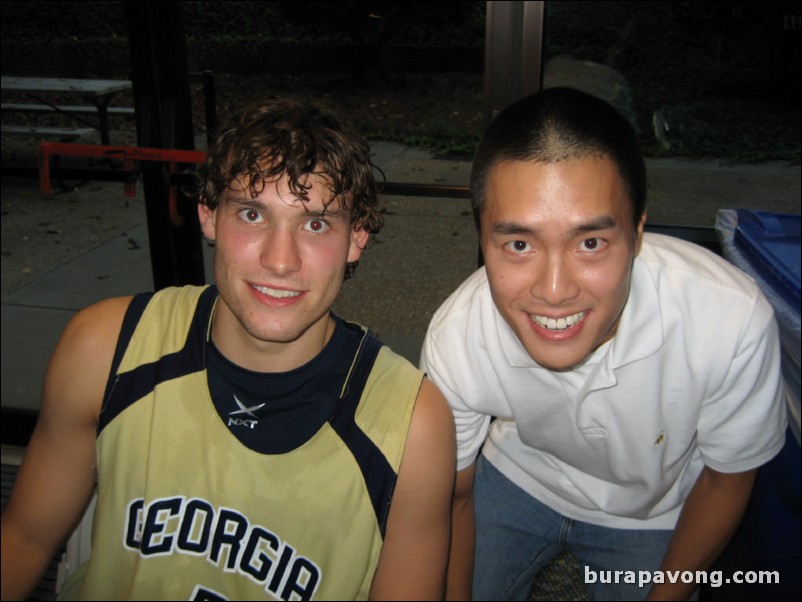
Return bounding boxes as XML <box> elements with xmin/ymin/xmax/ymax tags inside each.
<box><xmin>329</xmin><ymin>334</ymin><xmax>397</xmax><ymax>538</ymax></box>
<box><xmin>99</xmin><ymin>287</ymin><xmax>218</xmax><ymax>435</ymax></box>
<box><xmin>101</xmin><ymin>292</ymin><xmax>152</xmax><ymax>408</ymax></box>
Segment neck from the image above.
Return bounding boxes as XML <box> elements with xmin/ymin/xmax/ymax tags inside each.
<box><xmin>209</xmin><ymin>299</ymin><xmax>335</xmax><ymax>373</ymax></box>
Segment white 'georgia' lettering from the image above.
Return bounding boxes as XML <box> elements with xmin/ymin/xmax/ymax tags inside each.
<box><xmin>124</xmin><ymin>496</ymin><xmax>320</xmax><ymax>600</ymax></box>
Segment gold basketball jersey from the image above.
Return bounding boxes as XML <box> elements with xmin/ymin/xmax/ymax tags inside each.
<box><xmin>60</xmin><ymin>286</ymin><xmax>422</xmax><ymax>601</ymax></box>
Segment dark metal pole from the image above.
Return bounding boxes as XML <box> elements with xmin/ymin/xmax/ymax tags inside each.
<box><xmin>483</xmin><ymin>1</ymin><xmax>545</xmax><ymax>125</ymax></box>
<box><xmin>125</xmin><ymin>0</ymin><xmax>205</xmax><ymax>289</ymax></box>
<box><xmin>477</xmin><ymin>1</ymin><xmax>546</xmax><ymax>267</ymax></box>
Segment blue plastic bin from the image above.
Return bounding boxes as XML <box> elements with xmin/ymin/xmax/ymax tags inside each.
<box><xmin>711</xmin><ymin>209</ymin><xmax>800</xmax><ymax>601</ymax></box>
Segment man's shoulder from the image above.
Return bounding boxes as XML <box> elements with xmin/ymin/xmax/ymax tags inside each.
<box><xmin>630</xmin><ymin>233</ymin><xmax>776</xmax><ymax>357</ymax></box>
<box><xmin>146</xmin><ymin>284</ymin><xmax>213</xmax><ymax>306</ymax></box>
<box><xmin>638</xmin><ymin>233</ymin><xmax>761</xmax><ymax>301</ymax></box>
<box><xmin>112</xmin><ymin>285</ymin><xmax>215</xmax><ymax>361</ymax></box>
<box><xmin>130</xmin><ymin>285</ymin><xmax>215</xmax><ymax>323</ymax></box>
<box><xmin>66</xmin><ymin>295</ymin><xmax>136</xmax><ymax>351</ymax></box>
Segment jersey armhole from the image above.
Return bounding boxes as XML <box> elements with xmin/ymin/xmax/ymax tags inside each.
<box><xmin>99</xmin><ymin>292</ymin><xmax>153</xmax><ymax>413</ymax></box>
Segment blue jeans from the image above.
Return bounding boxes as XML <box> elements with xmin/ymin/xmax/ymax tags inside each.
<box><xmin>473</xmin><ymin>455</ymin><xmax>676</xmax><ymax>601</ymax></box>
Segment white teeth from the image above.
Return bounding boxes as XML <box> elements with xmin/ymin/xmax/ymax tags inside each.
<box><xmin>253</xmin><ymin>285</ymin><xmax>301</xmax><ymax>299</ymax></box>
<box><xmin>531</xmin><ymin>311</ymin><xmax>586</xmax><ymax>331</ymax></box>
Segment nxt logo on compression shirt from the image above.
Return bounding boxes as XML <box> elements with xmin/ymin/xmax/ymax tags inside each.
<box><xmin>227</xmin><ymin>395</ymin><xmax>264</xmax><ymax>429</ymax></box>
<box><xmin>124</xmin><ymin>496</ymin><xmax>321</xmax><ymax>600</ymax></box>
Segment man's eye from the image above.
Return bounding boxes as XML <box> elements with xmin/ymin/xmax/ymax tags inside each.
<box><xmin>304</xmin><ymin>218</ymin><xmax>330</xmax><ymax>233</ymax></box>
<box><xmin>505</xmin><ymin>240</ymin><xmax>530</xmax><ymax>253</ymax></box>
<box><xmin>239</xmin><ymin>209</ymin><xmax>263</xmax><ymax>223</ymax></box>
<box><xmin>579</xmin><ymin>238</ymin><xmax>605</xmax><ymax>252</ymax></box>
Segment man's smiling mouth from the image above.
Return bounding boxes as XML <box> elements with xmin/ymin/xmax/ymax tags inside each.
<box><xmin>252</xmin><ymin>285</ymin><xmax>302</xmax><ymax>299</ymax></box>
<box><xmin>529</xmin><ymin>311</ymin><xmax>587</xmax><ymax>331</ymax></box>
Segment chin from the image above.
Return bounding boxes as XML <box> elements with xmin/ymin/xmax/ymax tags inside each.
<box><xmin>532</xmin><ymin>355</ymin><xmax>580</xmax><ymax>372</ymax></box>
<box><xmin>524</xmin><ymin>340</ymin><xmax>595</xmax><ymax>371</ymax></box>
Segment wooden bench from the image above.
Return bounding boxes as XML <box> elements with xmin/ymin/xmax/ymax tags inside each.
<box><xmin>1</xmin><ymin>125</ymin><xmax>95</xmax><ymax>141</ymax></box>
<box><xmin>1</xmin><ymin>103</ymin><xmax>135</xmax><ymax>118</ymax></box>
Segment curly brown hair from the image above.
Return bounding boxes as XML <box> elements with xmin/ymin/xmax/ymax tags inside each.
<box><xmin>198</xmin><ymin>99</ymin><xmax>384</xmax><ymax>242</ymax></box>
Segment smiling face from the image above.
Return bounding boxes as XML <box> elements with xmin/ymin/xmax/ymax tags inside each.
<box><xmin>198</xmin><ymin>172</ymin><xmax>368</xmax><ymax>372</ymax></box>
<box><xmin>480</xmin><ymin>157</ymin><xmax>645</xmax><ymax>371</ymax></box>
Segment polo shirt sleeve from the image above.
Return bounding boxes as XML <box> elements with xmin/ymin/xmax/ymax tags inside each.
<box><xmin>420</xmin><ymin>327</ymin><xmax>492</xmax><ymax>472</ymax></box>
<box><xmin>696</xmin><ymin>291</ymin><xmax>787</xmax><ymax>473</ymax></box>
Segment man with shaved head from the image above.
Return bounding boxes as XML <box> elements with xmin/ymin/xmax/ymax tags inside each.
<box><xmin>421</xmin><ymin>87</ymin><xmax>786</xmax><ymax>600</ymax></box>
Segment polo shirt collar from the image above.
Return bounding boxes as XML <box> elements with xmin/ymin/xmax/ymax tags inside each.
<box><xmin>609</xmin><ymin>256</ymin><xmax>664</xmax><ymax>368</ymax></box>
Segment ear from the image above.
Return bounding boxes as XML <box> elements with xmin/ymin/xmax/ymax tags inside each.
<box><xmin>198</xmin><ymin>204</ymin><xmax>217</xmax><ymax>241</ymax></box>
<box><xmin>347</xmin><ymin>226</ymin><xmax>370</xmax><ymax>263</ymax></box>
<box><xmin>634</xmin><ymin>212</ymin><xmax>647</xmax><ymax>256</ymax></box>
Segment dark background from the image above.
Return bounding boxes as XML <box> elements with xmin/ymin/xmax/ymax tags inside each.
<box><xmin>2</xmin><ymin>0</ymin><xmax>800</xmax><ymax>161</ymax></box>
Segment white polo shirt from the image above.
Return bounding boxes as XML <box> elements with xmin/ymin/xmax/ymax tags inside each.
<box><xmin>421</xmin><ymin>233</ymin><xmax>786</xmax><ymax>529</ymax></box>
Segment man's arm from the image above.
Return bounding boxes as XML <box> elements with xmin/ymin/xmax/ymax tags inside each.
<box><xmin>447</xmin><ymin>463</ymin><xmax>476</xmax><ymax>601</ymax></box>
<box><xmin>646</xmin><ymin>465</ymin><xmax>757</xmax><ymax>601</ymax></box>
<box><xmin>0</xmin><ymin>296</ymin><xmax>130</xmax><ymax>601</ymax></box>
<box><xmin>369</xmin><ymin>378</ymin><xmax>456</xmax><ymax>600</ymax></box>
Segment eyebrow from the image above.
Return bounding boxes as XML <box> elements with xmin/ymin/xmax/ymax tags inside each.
<box><xmin>226</xmin><ymin>195</ymin><xmax>262</xmax><ymax>208</ymax></box>
<box><xmin>225</xmin><ymin>195</ymin><xmax>348</xmax><ymax>219</ymax></box>
<box><xmin>490</xmin><ymin>216</ymin><xmax>618</xmax><ymax>238</ymax></box>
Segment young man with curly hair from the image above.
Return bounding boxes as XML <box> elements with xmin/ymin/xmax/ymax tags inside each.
<box><xmin>2</xmin><ymin>100</ymin><xmax>455</xmax><ymax>601</ymax></box>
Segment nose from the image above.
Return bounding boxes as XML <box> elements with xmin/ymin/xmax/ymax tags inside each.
<box><xmin>530</xmin><ymin>254</ymin><xmax>580</xmax><ymax>305</ymax></box>
<box><xmin>260</xmin><ymin>227</ymin><xmax>301</xmax><ymax>275</ymax></box>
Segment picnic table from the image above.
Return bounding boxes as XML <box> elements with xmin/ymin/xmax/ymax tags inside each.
<box><xmin>1</xmin><ymin>76</ymin><xmax>133</xmax><ymax>145</ymax></box>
